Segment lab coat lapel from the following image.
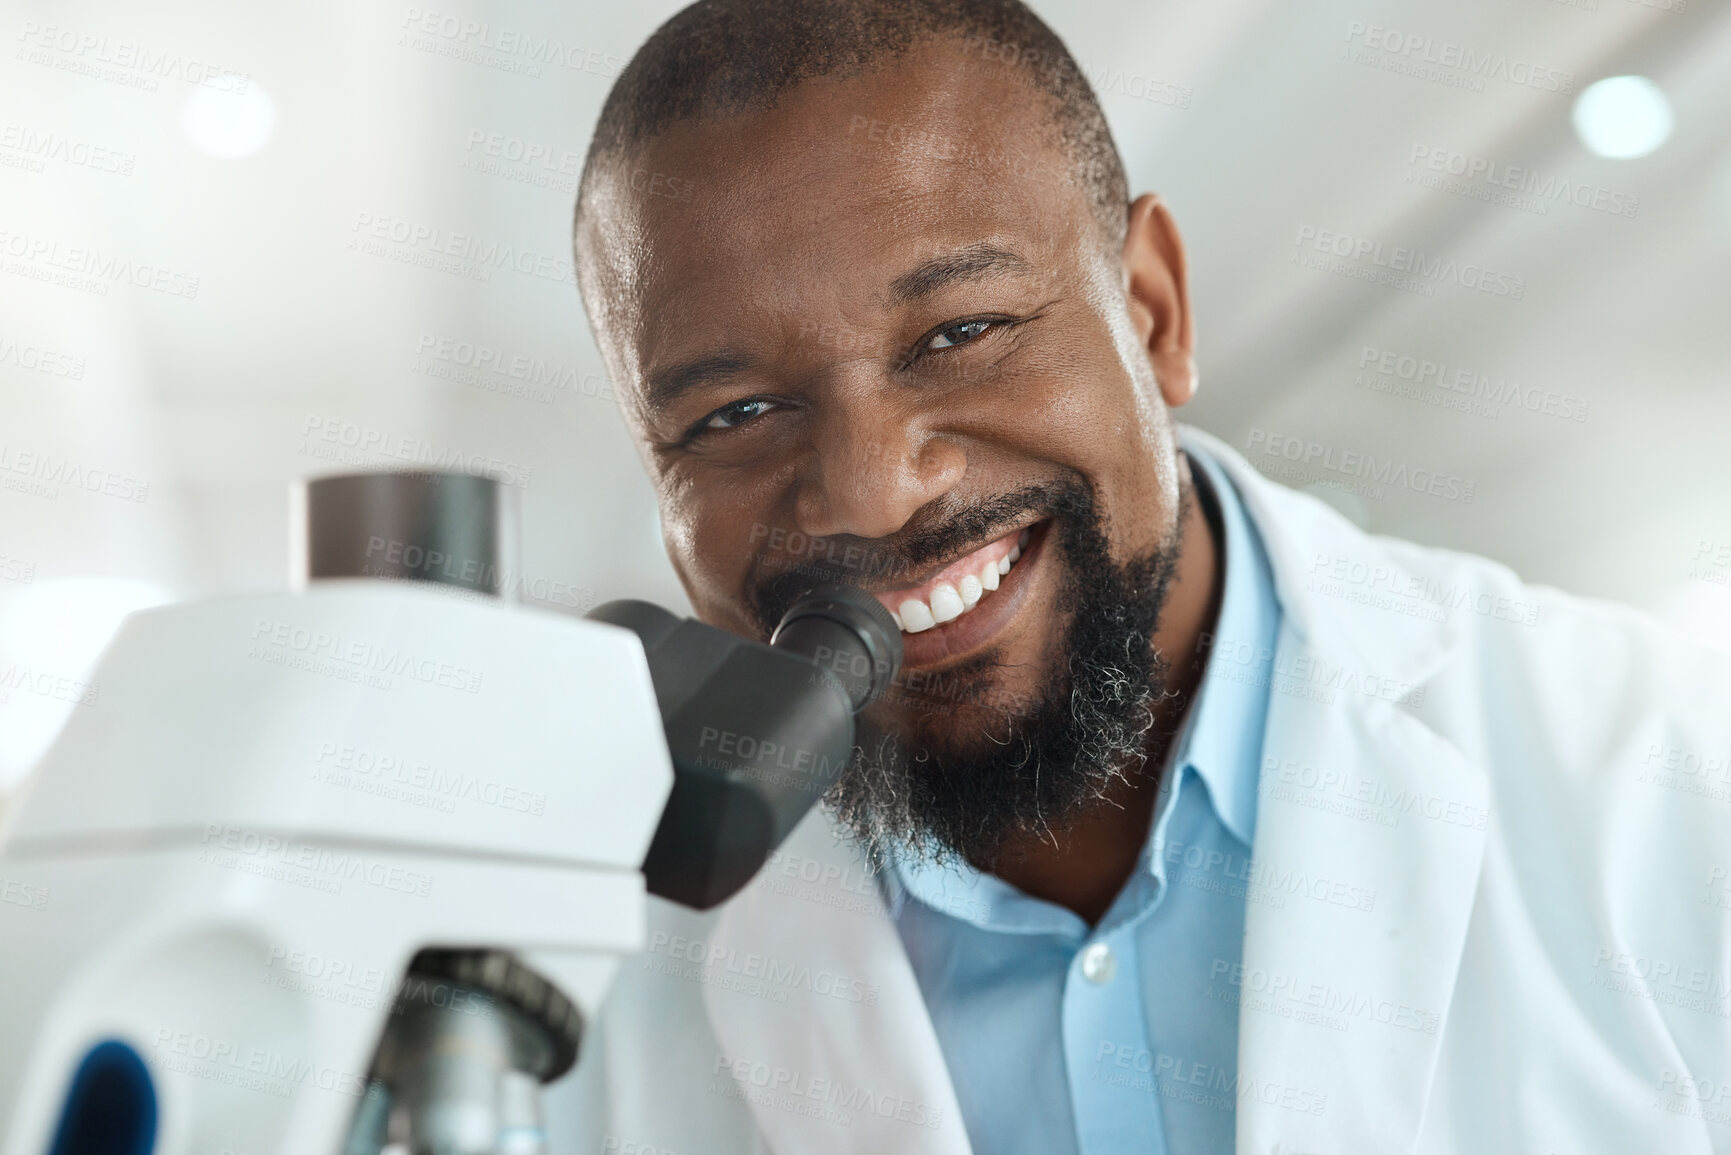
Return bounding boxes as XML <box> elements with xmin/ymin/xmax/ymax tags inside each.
<box><xmin>1182</xmin><ymin>426</ymin><xmax>1491</xmax><ymax>1152</ymax></box>
<box><xmin>700</xmin><ymin>809</ymin><xmax>973</xmax><ymax>1155</ymax></box>
<box><xmin>1233</xmin><ymin>646</ymin><xmax>1488</xmax><ymax>1153</ymax></box>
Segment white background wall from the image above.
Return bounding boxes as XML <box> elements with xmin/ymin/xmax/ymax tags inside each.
<box><xmin>2</xmin><ymin>0</ymin><xmax>1728</xmax><ymax>791</ymax></box>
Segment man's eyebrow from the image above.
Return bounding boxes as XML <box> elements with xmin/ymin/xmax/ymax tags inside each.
<box><xmin>888</xmin><ymin>243</ymin><xmax>1034</xmax><ymax>304</ymax></box>
<box><xmin>644</xmin><ymin>352</ymin><xmax>751</xmax><ymax>412</ymax></box>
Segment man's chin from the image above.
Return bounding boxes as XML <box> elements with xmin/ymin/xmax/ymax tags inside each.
<box><xmin>862</xmin><ymin>657</ymin><xmax>1044</xmax><ymax>757</ymax></box>
<box><xmin>832</xmin><ymin>665</ymin><xmax>1105</xmax><ymax>867</ymax></box>
<box><xmin>867</xmin><ymin>717</ymin><xmax>1029</xmax><ymax>779</ymax></box>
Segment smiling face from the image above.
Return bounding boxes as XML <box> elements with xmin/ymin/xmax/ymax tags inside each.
<box><xmin>578</xmin><ymin>38</ymin><xmax>1208</xmax><ymax>863</ymax></box>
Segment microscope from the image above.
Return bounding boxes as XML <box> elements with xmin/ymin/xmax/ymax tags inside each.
<box><xmin>0</xmin><ymin>470</ymin><xmax>900</xmax><ymax>1155</ymax></box>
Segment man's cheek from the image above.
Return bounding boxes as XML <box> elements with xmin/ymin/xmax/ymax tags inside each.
<box><xmin>662</xmin><ymin>511</ymin><xmax>757</xmax><ymax>630</ymax></box>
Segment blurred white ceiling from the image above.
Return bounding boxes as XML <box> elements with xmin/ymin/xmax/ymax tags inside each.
<box><xmin>2</xmin><ymin>0</ymin><xmax>1729</xmax><ymax>786</ymax></box>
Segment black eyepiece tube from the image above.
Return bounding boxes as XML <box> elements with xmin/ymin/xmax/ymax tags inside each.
<box><xmin>769</xmin><ymin>583</ymin><xmax>902</xmax><ymax>713</ymax></box>
<box><xmin>587</xmin><ymin>584</ymin><xmax>901</xmax><ymax>909</ymax></box>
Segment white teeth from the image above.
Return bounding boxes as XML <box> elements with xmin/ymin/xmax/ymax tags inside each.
<box><xmin>899</xmin><ymin>599</ymin><xmax>935</xmax><ymax>633</ymax></box>
<box><xmin>890</xmin><ymin>609</ymin><xmax>904</xmax><ymax>631</ymax></box>
<box><xmin>889</xmin><ymin>529</ymin><xmax>1035</xmax><ymax>633</ymax></box>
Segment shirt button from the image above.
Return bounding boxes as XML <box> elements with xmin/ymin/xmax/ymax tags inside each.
<box><xmin>1080</xmin><ymin>942</ymin><xmax>1116</xmax><ymax>984</ymax></box>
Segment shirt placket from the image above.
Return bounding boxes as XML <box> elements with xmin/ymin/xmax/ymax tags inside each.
<box><xmin>1061</xmin><ymin>848</ymin><xmax>1170</xmax><ymax>1154</ymax></box>
<box><xmin>1062</xmin><ymin>930</ymin><xmax>1165</xmax><ymax>1150</ymax></box>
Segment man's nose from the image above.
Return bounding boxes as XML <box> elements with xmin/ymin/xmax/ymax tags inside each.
<box><xmin>792</xmin><ymin>394</ymin><xmax>966</xmax><ymax>541</ymax></box>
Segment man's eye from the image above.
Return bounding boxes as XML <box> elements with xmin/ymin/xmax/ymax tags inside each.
<box><xmin>924</xmin><ymin>319</ymin><xmax>994</xmax><ymax>351</ymax></box>
<box><xmin>700</xmin><ymin>397</ymin><xmax>777</xmax><ymax>432</ymax></box>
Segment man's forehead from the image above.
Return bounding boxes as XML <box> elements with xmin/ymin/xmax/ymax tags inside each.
<box><xmin>597</xmin><ymin>42</ymin><xmax>1088</xmax><ymax>324</ymax></box>
<box><xmin>635</xmin><ymin>37</ymin><xmax>1067</xmax><ymax>180</ymax></box>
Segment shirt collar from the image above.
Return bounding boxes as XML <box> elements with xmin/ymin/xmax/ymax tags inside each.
<box><xmin>1173</xmin><ymin>441</ymin><xmax>1279</xmax><ymax>849</ymax></box>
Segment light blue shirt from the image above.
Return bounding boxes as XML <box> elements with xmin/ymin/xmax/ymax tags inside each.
<box><xmin>881</xmin><ymin>444</ymin><xmax>1282</xmax><ymax>1155</ymax></box>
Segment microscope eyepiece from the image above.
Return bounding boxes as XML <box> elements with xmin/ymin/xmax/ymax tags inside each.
<box><xmin>589</xmin><ymin>584</ymin><xmax>901</xmax><ymax>910</ymax></box>
<box><xmin>769</xmin><ymin>583</ymin><xmax>902</xmax><ymax>713</ymax></box>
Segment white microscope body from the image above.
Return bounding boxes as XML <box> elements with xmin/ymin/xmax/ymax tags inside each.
<box><xmin>0</xmin><ymin>470</ymin><xmax>897</xmax><ymax>1155</ymax></box>
<box><xmin>0</xmin><ymin>576</ymin><xmax>672</xmax><ymax>1154</ymax></box>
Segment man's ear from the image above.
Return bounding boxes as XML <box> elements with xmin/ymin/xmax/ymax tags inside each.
<box><xmin>1121</xmin><ymin>193</ymin><xmax>1198</xmax><ymax>408</ymax></box>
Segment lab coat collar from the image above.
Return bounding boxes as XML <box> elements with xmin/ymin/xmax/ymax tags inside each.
<box><xmin>703</xmin><ymin>424</ymin><xmax>1487</xmax><ymax>1155</ymax></box>
<box><xmin>1181</xmin><ymin>425</ymin><xmax>1489</xmax><ymax>1152</ymax></box>
<box><xmin>1178</xmin><ymin>424</ymin><xmax>1464</xmax><ymax>693</ymax></box>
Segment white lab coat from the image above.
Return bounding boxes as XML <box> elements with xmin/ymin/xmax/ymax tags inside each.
<box><xmin>548</xmin><ymin>425</ymin><xmax>1731</xmax><ymax>1154</ymax></box>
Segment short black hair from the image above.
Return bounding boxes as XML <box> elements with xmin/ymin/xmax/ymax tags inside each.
<box><xmin>575</xmin><ymin>0</ymin><xmax>1130</xmax><ymax>249</ymax></box>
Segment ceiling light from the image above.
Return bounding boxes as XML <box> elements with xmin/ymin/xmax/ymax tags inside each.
<box><xmin>1572</xmin><ymin>75</ymin><xmax>1673</xmax><ymax>160</ymax></box>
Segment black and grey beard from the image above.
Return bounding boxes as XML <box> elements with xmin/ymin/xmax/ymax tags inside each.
<box><xmin>824</xmin><ymin>474</ymin><xmax>1192</xmax><ymax>873</ymax></box>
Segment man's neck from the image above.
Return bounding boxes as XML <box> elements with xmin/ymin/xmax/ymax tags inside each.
<box><xmin>974</xmin><ymin>450</ymin><xmax>1225</xmax><ymax>926</ymax></box>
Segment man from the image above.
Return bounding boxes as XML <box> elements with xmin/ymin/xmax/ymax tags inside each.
<box><xmin>553</xmin><ymin>2</ymin><xmax>1731</xmax><ymax>1152</ymax></box>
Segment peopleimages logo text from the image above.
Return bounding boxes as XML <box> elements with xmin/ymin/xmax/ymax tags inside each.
<box><xmin>1294</xmin><ymin>226</ymin><xmax>1525</xmax><ymax>300</ymax></box>
<box><xmin>1407</xmin><ymin>145</ymin><xmax>1638</xmax><ymax>219</ymax></box>
<box><xmin>1343</xmin><ymin>21</ymin><xmax>1574</xmax><ymax>94</ymax></box>
<box><xmin>1246</xmin><ymin>428</ymin><xmax>1476</xmax><ymax>503</ymax></box>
